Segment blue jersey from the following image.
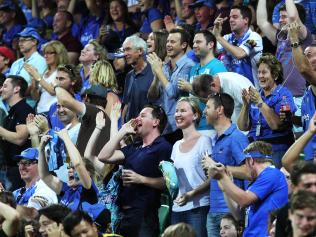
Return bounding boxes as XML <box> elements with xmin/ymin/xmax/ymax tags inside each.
<box><xmin>244</xmin><ymin>166</ymin><xmax>288</xmax><ymax>237</ymax></box>
<box><xmin>301</xmin><ymin>86</ymin><xmax>316</xmax><ymax>160</ymax></box>
<box><xmin>248</xmin><ymin>85</ymin><xmax>296</xmax><ymax>152</ymax></box>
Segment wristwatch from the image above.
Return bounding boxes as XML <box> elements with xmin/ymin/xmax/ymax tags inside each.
<box><xmin>291</xmin><ymin>42</ymin><xmax>300</xmax><ymax>48</ymax></box>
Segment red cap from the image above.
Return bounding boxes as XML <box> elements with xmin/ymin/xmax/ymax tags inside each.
<box><xmin>0</xmin><ymin>46</ymin><xmax>15</xmax><ymax>65</ymax></box>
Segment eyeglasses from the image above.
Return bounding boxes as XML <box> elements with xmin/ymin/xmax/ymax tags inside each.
<box><xmin>44</xmin><ymin>51</ymin><xmax>56</xmax><ymax>55</ymax></box>
<box><xmin>18</xmin><ymin>38</ymin><xmax>34</xmax><ymax>43</ymax></box>
<box><xmin>18</xmin><ymin>160</ymin><xmax>38</xmax><ymax>167</ymax></box>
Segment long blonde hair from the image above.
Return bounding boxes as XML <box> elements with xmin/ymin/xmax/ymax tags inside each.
<box><xmin>89</xmin><ymin>60</ymin><xmax>118</xmax><ymax>90</ymax></box>
<box><xmin>42</xmin><ymin>40</ymin><xmax>69</xmax><ymax>66</ymax></box>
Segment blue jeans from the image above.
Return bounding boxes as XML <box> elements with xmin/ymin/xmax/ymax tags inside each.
<box><xmin>206</xmin><ymin>212</ymin><xmax>227</xmax><ymax>237</ymax></box>
<box><xmin>171</xmin><ymin>206</ymin><xmax>209</xmax><ymax>237</ymax></box>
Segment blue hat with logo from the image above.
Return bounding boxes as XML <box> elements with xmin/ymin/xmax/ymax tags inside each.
<box><xmin>0</xmin><ymin>1</ymin><xmax>17</xmax><ymax>11</ymax></box>
<box><xmin>189</xmin><ymin>0</ymin><xmax>216</xmax><ymax>9</ymax></box>
<box><xmin>15</xmin><ymin>148</ymin><xmax>39</xmax><ymax>161</ymax></box>
<box><xmin>17</xmin><ymin>27</ymin><xmax>42</xmax><ymax>42</ymax></box>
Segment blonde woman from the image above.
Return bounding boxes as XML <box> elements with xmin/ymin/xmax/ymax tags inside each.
<box><xmin>24</xmin><ymin>40</ymin><xmax>69</xmax><ymax>114</ymax></box>
<box><xmin>171</xmin><ymin>97</ymin><xmax>211</xmax><ymax>237</ymax></box>
<box><xmin>89</xmin><ymin>59</ymin><xmax>120</xmax><ymax>117</ymax></box>
<box><xmin>79</xmin><ymin>39</ymin><xmax>107</xmax><ymax>93</ymax></box>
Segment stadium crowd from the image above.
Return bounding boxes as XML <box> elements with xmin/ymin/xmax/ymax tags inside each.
<box><xmin>0</xmin><ymin>0</ymin><xmax>315</xmax><ymax>236</ymax></box>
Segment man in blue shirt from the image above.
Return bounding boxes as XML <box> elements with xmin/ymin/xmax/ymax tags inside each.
<box><xmin>209</xmin><ymin>141</ymin><xmax>288</xmax><ymax>237</ymax></box>
<box><xmin>122</xmin><ymin>35</ymin><xmax>156</xmax><ymax>122</ymax></box>
<box><xmin>147</xmin><ymin>28</ymin><xmax>195</xmax><ymax>133</ymax></box>
<box><xmin>98</xmin><ymin>104</ymin><xmax>173</xmax><ymax>237</ymax></box>
<box><xmin>202</xmin><ymin>93</ymin><xmax>249</xmax><ymax>237</ymax></box>
<box><xmin>214</xmin><ymin>5</ymin><xmax>262</xmax><ymax>88</ymax></box>
<box><xmin>187</xmin><ymin>30</ymin><xmax>227</xmax><ymax>137</ymax></box>
<box><xmin>10</xmin><ymin>27</ymin><xmax>47</xmax><ymax>86</ymax></box>
<box><xmin>289</xmin><ymin>22</ymin><xmax>316</xmax><ymax>160</ymax></box>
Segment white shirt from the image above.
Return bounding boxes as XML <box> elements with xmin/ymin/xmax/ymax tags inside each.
<box><xmin>171</xmin><ymin>135</ymin><xmax>212</xmax><ymax>212</ymax></box>
<box><xmin>218</xmin><ymin>72</ymin><xmax>253</xmax><ymax>123</ymax></box>
<box><xmin>27</xmin><ymin>179</ymin><xmax>58</xmax><ymax>209</ymax></box>
<box><xmin>36</xmin><ymin>70</ymin><xmax>57</xmax><ymax>113</ymax></box>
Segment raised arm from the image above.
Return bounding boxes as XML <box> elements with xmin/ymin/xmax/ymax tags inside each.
<box><xmin>147</xmin><ymin>53</ymin><xmax>168</xmax><ymax>87</ymax></box>
<box><xmin>55</xmin><ymin>86</ymin><xmax>85</xmax><ymax>116</ymax></box>
<box><xmin>26</xmin><ymin>114</ymin><xmax>40</xmax><ymax>148</ymax></box>
<box><xmin>257</xmin><ymin>0</ymin><xmax>278</xmax><ymax>45</ymax></box>
<box><xmin>282</xmin><ymin>113</ymin><xmax>316</xmax><ymax>172</ymax></box>
<box><xmin>31</xmin><ymin>0</ymin><xmax>39</xmax><ymax>18</ymax></box>
<box><xmin>97</xmin><ymin>120</ymin><xmax>137</xmax><ymax>163</ymax></box>
<box><xmin>289</xmin><ymin>22</ymin><xmax>316</xmax><ymax>85</ymax></box>
<box><xmin>213</xmin><ymin>15</ymin><xmax>247</xmax><ymax>59</ymax></box>
<box><xmin>84</xmin><ymin>111</ymin><xmax>113</xmax><ymax>176</ymax></box>
<box><xmin>38</xmin><ymin>135</ymin><xmax>63</xmax><ymax>194</ymax></box>
<box><xmin>237</xmin><ymin>89</ymin><xmax>251</xmax><ymax>131</ymax></box>
<box><xmin>0</xmin><ymin>201</ymin><xmax>20</xmax><ymax>237</ymax></box>
<box><xmin>286</xmin><ymin>0</ymin><xmax>307</xmax><ymax>39</ymax></box>
<box><xmin>57</xmin><ymin>129</ymin><xmax>92</xmax><ymax>189</ymax></box>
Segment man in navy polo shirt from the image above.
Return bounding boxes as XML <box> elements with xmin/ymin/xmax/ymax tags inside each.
<box><xmin>209</xmin><ymin>141</ymin><xmax>288</xmax><ymax>237</ymax></box>
<box><xmin>202</xmin><ymin>92</ymin><xmax>249</xmax><ymax>237</ymax></box>
<box><xmin>98</xmin><ymin>104</ymin><xmax>173</xmax><ymax>237</ymax></box>
<box><xmin>122</xmin><ymin>35</ymin><xmax>156</xmax><ymax>122</ymax></box>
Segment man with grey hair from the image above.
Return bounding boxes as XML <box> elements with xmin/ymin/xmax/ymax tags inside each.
<box><xmin>122</xmin><ymin>35</ymin><xmax>156</xmax><ymax>122</ymax></box>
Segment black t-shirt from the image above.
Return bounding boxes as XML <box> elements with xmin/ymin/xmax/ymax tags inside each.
<box><xmin>1</xmin><ymin>99</ymin><xmax>35</xmax><ymax>166</ymax></box>
<box><xmin>76</xmin><ymin>103</ymin><xmax>111</xmax><ymax>156</ymax></box>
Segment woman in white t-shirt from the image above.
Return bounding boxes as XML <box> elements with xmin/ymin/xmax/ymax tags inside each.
<box><xmin>171</xmin><ymin>97</ymin><xmax>212</xmax><ymax>237</ymax></box>
<box><xmin>24</xmin><ymin>40</ymin><xmax>69</xmax><ymax>114</ymax></box>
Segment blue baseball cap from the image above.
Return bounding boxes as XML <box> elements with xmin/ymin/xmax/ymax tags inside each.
<box><xmin>17</xmin><ymin>27</ymin><xmax>42</xmax><ymax>42</ymax></box>
<box><xmin>189</xmin><ymin>0</ymin><xmax>216</xmax><ymax>9</ymax></box>
<box><xmin>15</xmin><ymin>148</ymin><xmax>39</xmax><ymax>161</ymax></box>
<box><xmin>0</xmin><ymin>1</ymin><xmax>17</xmax><ymax>11</ymax></box>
